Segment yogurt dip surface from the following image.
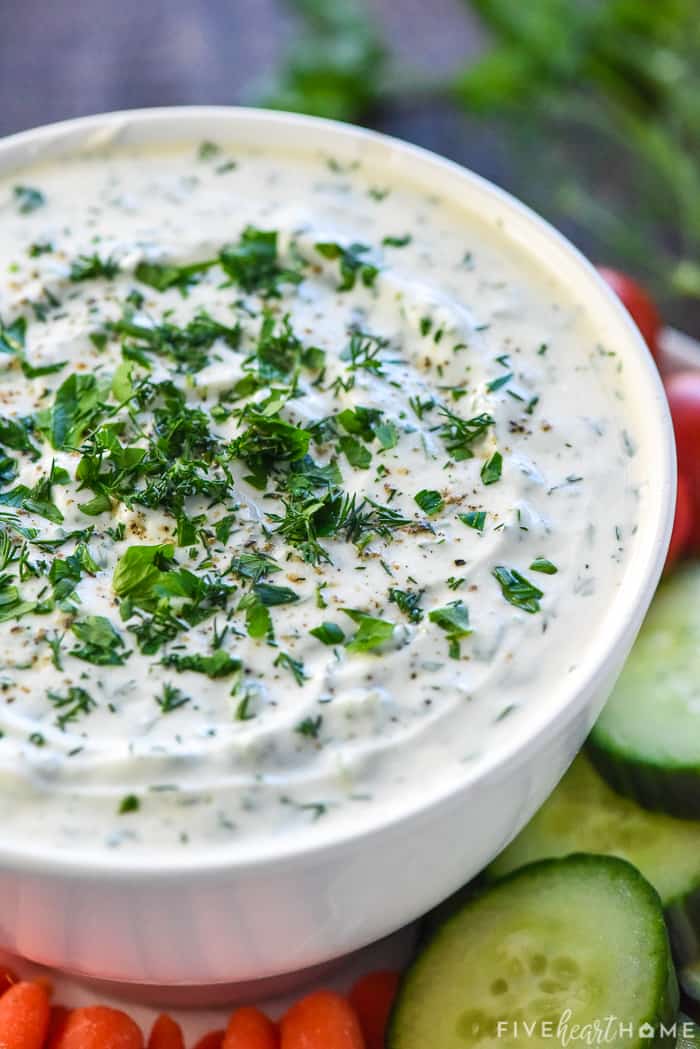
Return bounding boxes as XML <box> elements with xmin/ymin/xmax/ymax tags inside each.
<box><xmin>0</xmin><ymin>137</ymin><xmax>643</xmax><ymax>857</ymax></box>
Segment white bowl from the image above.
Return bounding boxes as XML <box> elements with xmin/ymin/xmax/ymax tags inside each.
<box><xmin>0</xmin><ymin>107</ymin><xmax>675</xmax><ymax>996</ymax></box>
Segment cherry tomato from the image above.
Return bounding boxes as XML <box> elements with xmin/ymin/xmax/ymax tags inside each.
<box><xmin>665</xmin><ymin>371</ymin><xmax>700</xmax><ymax>551</ymax></box>
<box><xmin>597</xmin><ymin>267</ymin><xmax>661</xmax><ymax>359</ymax></box>
<box><xmin>665</xmin><ymin>472</ymin><xmax>692</xmax><ymax>571</ymax></box>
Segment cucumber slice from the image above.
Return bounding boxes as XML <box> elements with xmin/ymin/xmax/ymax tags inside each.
<box><xmin>588</xmin><ymin>565</ymin><xmax>700</xmax><ymax>820</ymax></box>
<box><xmin>389</xmin><ymin>855</ymin><xmax>678</xmax><ymax>1049</ymax></box>
<box><xmin>488</xmin><ymin>755</ymin><xmax>700</xmax><ymax>906</ymax></box>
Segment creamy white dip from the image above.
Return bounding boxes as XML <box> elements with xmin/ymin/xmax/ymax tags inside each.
<box><xmin>0</xmin><ymin>139</ymin><xmax>641</xmax><ymax>856</ymax></box>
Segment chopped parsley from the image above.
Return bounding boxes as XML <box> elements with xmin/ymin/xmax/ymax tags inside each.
<box><xmin>481</xmin><ymin>451</ymin><xmax>503</xmax><ymax>485</ymax></box>
<box><xmin>274</xmin><ymin>651</ymin><xmax>307</xmax><ymax>685</ymax></box>
<box><xmin>492</xmin><ymin>566</ymin><xmax>544</xmax><ymax>613</ymax></box>
<box><xmin>342</xmin><ymin>609</ymin><xmax>395</xmax><ymax>652</ymax></box>
<box><xmin>459</xmin><ymin>510</ymin><xmax>487</xmax><ymax>531</ymax></box>
<box><xmin>414</xmin><ymin>489</ymin><xmax>444</xmax><ymax>516</ymax></box>
<box><xmin>161</xmin><ymin>650</ymin><xmax>241</xmax><ymax>678</ymax></box>
<box><xmin>310</xmin><ymin>622</ymin><xmax>345</xmax><ymax>645</ymax></box>
<box><xmin>315</xmin><ymin>241</ymin><xmax>379</xmax><ymax>291</ymax></box>
<box><xmin>13</xmin><ymin>185</ymin><xmax>45</xmax><ymax>214</ymax></box>
<box><xmin>428</xmin><ymin>600</ymin><xmax>472</xmax><ymax>658</ymax></box>
<box><xmin>70</xmin><ymin>616</ymin><xmax>129</xmax><ymax>666</ymax></box>
<box><xmin>296</xmin><ymin>715</ymin><xmax>323</xmax><ymax>739</ymax></box>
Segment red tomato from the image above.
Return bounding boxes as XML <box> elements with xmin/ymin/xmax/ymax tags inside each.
<box><xmin>666</xmin><ymin>472</ymin><xmax>692</xmax><ymax>571</ymax></box>
<box><xmin>597</xmin><ymin>267</ymin><xmax>661</xmax><ymax>359</ymax></box>
<box><xmin>665</xmin><ymin>371</ymin><xmax>700</xmax><ymax>551</ymax></box>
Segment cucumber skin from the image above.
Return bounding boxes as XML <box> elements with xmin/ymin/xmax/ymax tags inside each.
<box><xmin>388</xmin><ymin>854</ymin><xmax>679</xmax><ymax>1049</ymax></box>
<box><xmin>587</xmin><ymin>736</ymin><xmax>700</xmax><ymax>821</ymax></box>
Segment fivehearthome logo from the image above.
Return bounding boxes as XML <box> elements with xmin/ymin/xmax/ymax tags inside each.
<box><xmin>469</xmin><ymin>1010</ymin><xmax>695</xmax><ymax>1045</ymax></box>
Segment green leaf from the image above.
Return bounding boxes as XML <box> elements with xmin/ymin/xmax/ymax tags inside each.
<box><xmin>220</xmin><ymin>226</ymin><xmax>303</xmax><ymax>296</ymax></box>
<box><xmin>161</xmin><ymin>649</ymin><xmax>241</xmax><ymax>678</ymax></box>
<box><xmin>49</xmin><ymin>373</ymin><xmax>105</xmax><ymax>449</ymax></box>
<box><xmin>0</xmin><ymin>316</ymin><xmax>27</xmax><ymax>355</ymax></box>
<box><xmin>459</xmin><ymin>510</ymin><xmax>487</xmax><ymax>531</ymax></box>
<box><xmin>415</xmin><ymin>489</ymin><xmax>444</xmax><ymax>515</ymax></box>
<box><xmin>13</xmin><ymin>185</ymin><xmax>45</xmax><ymax>214</ymax></box>
<box><xmin>342</xmin><ymin>607</ymin><xmax>395</xmax><ymax>652</ymax></box>
<box><xmin>237</xmin><ymin>592</ymin><xmax>274</xmax><ymax>640</ymax></box>
<box><xmin>252</xmin><ymin>582</ymin><xmax>299</xmax><ymax>606</ymax></box>
<box><xmin>134</xmin><ymin>258</ymin><xmax>215</xmax><ymax>292</ymax></box>
<box><xmin>428</xmin><ymin>600</ymin><xmax>472</xmax><ymax>659</ymax></box>
<box><xmin>113</xmin><ymin>543</ymin><xmax>175</xmax><ymax>606</ymax></box>
<box><xmin>229</xmin><ymin>550</ymin><xmax>280</xmax><ymax>582</ymax></box>
<box><xmin>382</xmin><ymin>234</ymin><xmax>412</xmax><ymax>247</ymax></box>
<box><xmin>0</xmin><ymin>416</ymin><xmax>40</xmax><ymax>459</ymax></box>
<box><xmin>69</xmin><ymin>253</ymin><xmax>120</xmax><ymax>282</ymax></box>
<box><xmin>529</xmin><ymin>557</ymin><xmax>558</xmax><ymax>575</ymax></box>
<box><xmin>296</xmin><ymin>714</ymin><xmax>322</xmax><ymax>738</ymax></box>
<box><xmin>481</xmin><ymin>451</ymin><xmax>503</xmax><ymax>485</ymax></box>
<box><xmin>315</xmin><ymin>241</ymin><xmax>379</xmax><ymax>291</ymax></box>
<box><xmin>0</xmin><ymin>462</ymin><xmax>66</xmax><ymax>524</ymax></box>
<box><xmin>374</xmin><ymin>420</ymin><xmax>398</xmax><ymax>449</ymax></box>
<box><xmin>119</xmin><ymin>793</ymin><xmax>140</xmax><ymax>813</ymax></box>
<box><xmin>310</xmin><ymin>621</ymin><xmax>345</xmax><ymax>645</ymax></box>
<box><xmin>492</xmin><ymin>565</ymin><xmax>543</xmax><ymax>613</ymax></box>
<box><xmin>71</xmin><ymin>615</ymin><xmax>129</xmax><ymax>666</ymax></box>
<box><xmin>339</xmin><ymin>434</ymin><xmax>372</xmax><ymax>468</ymax></box>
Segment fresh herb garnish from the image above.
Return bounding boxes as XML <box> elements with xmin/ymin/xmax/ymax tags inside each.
<box><xmin>481</xmin><ymin>451</ymin><xmax>503</xmax><ymax>485</ymax></box>
<box><xmin>69</xmin><ymin>253</ymin><xmax>120</xmax><ymax>282</ymax></box>
<box><xmin>389</xmin><ymin>587</ymin><xmax>424</xmax><ymax>623</ymax></box>
<box><xmin>459</xmin><ymin>510</ymin><xmax>487</xmax><ymax>531</ymax></box>
<box><xmin>157</xmin><ymin>682</ymin><xmax>191</xmax><ymax>713</ymax></box>
<box><xmin>315</xmin><ymin>241</ymin><xmax>379</xmax><ymax>291</ymax></box>
<box><xmin>341</xmin><ymin>608</ymin><xmax>395</xmax><ymax>652</ymax></box>
<box><xmin>274</xmin><ymin>650</ymin><xmax>307</xmax><ymax>684</ymax></box>
<box><xmin>310</xmin><ymin>621</ymin><xmax>345</xmax><ymax>645</ymax></box>
<box><xmin>529</xmin><ymin>557</ymin><xmax>558</xmax><ymax>575</ymax></box>
<box><xmin>492</xmin><ymin>566</ymin><xmax>544</xmax><ymax>613</ymax></box>
<box><xmin>47</xmin><ymin>685</ymin><xmax>96</xmax><ymax>730</ymax></box>
<box><xmin>428</xmin><ymin>600</ymin><xmax>472</xmax><ymax>658</ymax></box>
<box><xmin>161</xmin><ymin>649</ymin><xmax>242</xmax><ymax>678</ymax></box>
<box><xmin>438</xmin><ymin>408</ymin><xmax>493</xmax><ymax>461</ymax></box>
<box><xmin>415</xmin><ymin>489</ymin><xmax>444</xmax><ymax>516</ymax></box>
<box><xmin>13</xmin><ymin>185</ymin><xmax>45</xmax><ymax>214</ymax></box>
<box><xmin>70</xmin><ymin>615</ymin><xmax>129</xmax><ymax>666</ymax></box>
<box><xmin>296</xmin><ymin>715</ymin><xmax>323</xmax><ymax>738</ymax></box>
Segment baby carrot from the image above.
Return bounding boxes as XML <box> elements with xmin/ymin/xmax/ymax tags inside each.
<box><xmin>223</xmin><ymin>1007</ymin><xmax>278</xmax><ymax>1049</ymax></box>
<box><xmin>192</xmin><ymin>1032</ymin><xmax>225</xmax><ymax>1049</ymax></box>
<box><xmin>0</xmin><ymin>980</ymin><xmax>50</xmax><ymax>1049</ymax></box>
<box><xmin>280</xmin><ymin>990</ymin><xmax>365</xmax><ymax>1049</ymax></box>
<box><xmin>348</xmin><ymin>971</ymin><xmax>400</xmax><ymax>1049</ymax></box>
<box><xmin>52</xmin><ymin>1005</ymin><xmax>144</xmax><ymax>1049</ymax></box>
<box><xmin>148</xmin><ymin>1013</ymin><xmax>185</xmax><ymax>1049</ymax></box>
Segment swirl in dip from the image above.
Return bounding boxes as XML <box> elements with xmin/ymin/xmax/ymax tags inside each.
<box><xmin>0</xmin><ymin>139</ymin><xmax>641</xmax><ymax>854</ymax></box>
